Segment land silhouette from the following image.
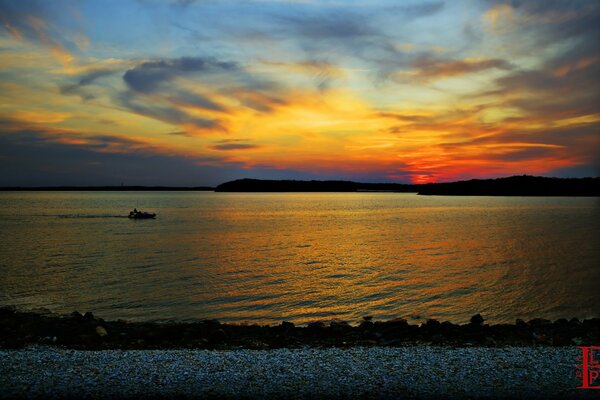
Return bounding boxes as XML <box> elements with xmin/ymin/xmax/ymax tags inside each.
<box><xmin>215</xmin><ymin>175</ymin><xmax>600</xmax><ymax>196</ymax></box>
<box><xmin>2</xmin><ymin>175</ymin><xmax>598</xmax><ymax>196</ymax></box>
<box><xmin>215</xmin><ymin>179</ymin><xmax>418</xmax><ymax>192</ymax></box>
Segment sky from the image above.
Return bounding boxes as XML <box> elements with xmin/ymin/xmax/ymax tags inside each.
<box><xmin>0</xmin><ymin>0</ymin><xmax>598</xmax><ymax>186</ymax></box>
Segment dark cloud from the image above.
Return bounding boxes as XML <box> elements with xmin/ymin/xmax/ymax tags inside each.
<box><xmin>387</xmin><ymin>2</ymin><xmax>445</xmax><ymax>19</ymax></box>
<box><xmin>78</xmin><ymin>69</ymin><xmax>115</xmax><ymax>85</ymax></box>
<box><xmin>268</xmin><ymin>9</ymin><xmax>403</xmax><ymax>81</ymax></box>
<box><xmin>119</xmin><ymin>92</ymin><xmax>225</xmax><ymax>132</ymax></box>
<box><xmin>117</xmin><ymin>57</ymin><xmax>244</xmax><ymax>131</ymax></box>
<box><xmin>275</xmin><ymin>1</ymin><xmax>443</xmax><ymax>41</ymax></box>
<box><xmin>406</xmin><ymin>57</ymin><xmax>513</xmax><ymax>82</ymax></box>
<box><xmin>377</xmin><ymin>112</ymin><xmax>427</xmax><ymax>120</ymax></box>
<box><xmin>467</xmin><ymin>0</ymin><xmax>600</xmax><ymax>168</ymax></box>
<box><xmin>0</xmin><ymin>122</ymin><xmax>331</xmax><ymax>186</ymax></box>
<box><xmin>263</xmin><ymin>2</ymin><xmax>445</xmax><ymax>81</ymax></box>
<box><xmin>0</xmin><ymin>0</ymin><xmax>49</xmax><ymax>41</ymax></box>
<box><xmin>168</xmin><ymin>91</ymin><xmax>227</xmax><ymax>112</ymax></box>
<box><xmin>278</xmin><ymin>12</ymin><xmax>377</xmax><ymax>42</ymax></box>
<box><xmin>503</xmin><ymin>0</ymin><xmax>599</xmax><ymax>44</ymax></box>
<box><xmin>0</xmin><ymin>131</ymin><xmax>223</xmax><ymax>186</ymax></box>
<box><xmin>234</xmin><ymin>91</ymin><xmax>287</xmax><ymax>113</ymax></box>
<box><xmin>59</xmin><ymin>84</ymin><xmax>95</xmax><ymax>101</ymax></box>
<box><xmin>123</xmin><ymin>57</ymin><xmax>238</xmax><ymax>93</ymax></box>
<box><xmin>137</xmin><ymin>0</ymin><xmax>201</xmax><ymax>8</ymax></box>
<box><xmin>489</xmin><ymin>53</ymin><xmax>600</xmax><ymax>120</ymax></box>
<box><xmin>209</xmin><ymin>141</ymin><xmax>261</xmax><ymax>151</ymax></box>
<box><xmin>59</xmin><ymin>69</ymin><xmax>116</xmax><ymax>101</ymax></box>
<box><xmin>0</xmin><ymin>0</ymin><xmax>82</xmax><ymax>60</ymax></box>
<box><xmin>168</xmin><ymin>130</ymin><xmax>190</xmax><ymax>137</ymax></box>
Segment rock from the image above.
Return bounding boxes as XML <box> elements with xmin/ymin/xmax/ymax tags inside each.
<box><xmin>551</xmin><ymin>335</ymin><xmax>571</xmax><ymax>346</ymax></box>
<box><xmin>70</xmin><ymin>311</ymin><xmax>83</xmax><ymax>320</ymax></box>
<box><xmin>387</xmin><ymin>318</ymin><xmax>408</xmax><ymax>326</ymax></box>
<box><xmin>330</xmin><ymin>320</ymin><xmax>350</xmax><ymax>328</ymax></box>
<box><xmin>425</xmin><ymin>319</ymin><xmax>441</xmax><ymax>328</ymax></box>
<box><xmin>470</xmin><ymin>314</ymin><xmax>484</xmax><ymax>325</ymax></box>
<box><xmin>360</xmin><ymin>320</ymin><xmax>373</xmax><ymax>329</ymax></box>
<box><xmin>83</xmin><ymin>312</ymin><xmax>95</xmax><ymax>322</ymax></box>
<box><xmin>528</xmin><ymin>318</ymin><xmax>551</xmax><ymax>327</ymax></box>
<box><xmin>483</xmin><ymin>336</ymin><xmax>497</xmax><ymax>346</ymax></box>
<box><xmin>533</xmin><ymin>333</ymin><xmax>550</xmax><ymax>345</ymax></box>
<box><xmin>281</xmin><ymin>321</ymin><xmax>295</xmax><ymax>330</ymax></box>
<box><xmin>78</xmin><ymin>334</ymin><xmax>97</xmax><ymax>345</ymax></box>
<box><xmin>95</xmin><ymin>326</ymin><xmax>108</xmax><ymax>337</ymax></box>
<box><xmin>0</xmin><ymin>305</ymin><xmax>16</xmax><ymax>315</ymax></box>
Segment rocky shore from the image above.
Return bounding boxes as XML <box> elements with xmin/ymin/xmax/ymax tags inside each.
<box><xmin>1</xmin><ymin>307</ymin><xmax>598</xmax><ymax>350</ymax></box>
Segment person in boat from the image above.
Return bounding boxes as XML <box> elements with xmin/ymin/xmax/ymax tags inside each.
<box><xmin>129</xmin><ymin>208</ymin><xmax>139</xmax><ymax>217</ymax></box>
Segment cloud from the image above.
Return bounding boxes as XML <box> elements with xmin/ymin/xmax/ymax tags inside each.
<box><xmin>261</xmin><ymin>2</ymin><xmax>446</xmax><ymax>81</ymax></box>
<box><xmin>209</xmin><ymin>139</ymin><xmax>261</xmax><ymax>151</ymax></box>
<box><xmin>77</xmin><ymin>69</ymin><xmax>116</xmax><ymax>85</ymax></box>
<box><xmin>210</xmin><ymin>143</ymin><xmax>261</xmax><ymax>151</ymax></box>
<box><xmin>387</xmin><ymin>1</ymin><xmax>445</xmax><ymax>19</ymax></box>
<box><xmin>0</xmin><ymin>120</ymin><xmax>331</xmax><ymax>186</ymax></box>
<box><xmin>167</xmin><ymin>90</ymin><xmax>228</xmax><ymax>112</ymax></box>
<box><xmin>0</xmin><ymin>0</ymin><xmax>85</xmax><ymax>65</ymax></box>
<box><xmin>118</xmin><ymin>92</ymin><xmax>226</xmax><ymax>132</ymax></box>
<box><xmin>123</xmin><ymin>57</ymin><xmax>238</xmax><ymax>93</ymax></box>
<box><xmin>483</xmin><ymin>1</ymin><xmax>600</xmax><ymax>49</ymax></box>
<box><xmin>116</xmin><ymin>56</ymin><xmax>252</xmax><ymax>133</ymax></box>
<box><xmin>114</xmin><ymin>56</ymin><xmax>250</xmax><ymax>133</ymax></box>
<box><xmin>59</xmin><ymin>69</ymin><xmax>117</xmax><ymax>100</ymax></box>
<box><xmin>261</xmin><ymin>59</ymin><xmax>345</xmax><ymax>91</ymax></box>
<box><xmin>228</xmin><ymin>88</ymin><xmax>287</xmax><ymax>113</ymax></box>
<box><xmin>398</xmin><ymin>57</ymin><xmax>513</xmax><ymax>82</ymax></box>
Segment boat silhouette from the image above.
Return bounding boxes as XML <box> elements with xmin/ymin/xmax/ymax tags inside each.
<box><xmin>128</xmin><ymin>209</ymin><xmax>156</xmax><ymax>219</ymax></box>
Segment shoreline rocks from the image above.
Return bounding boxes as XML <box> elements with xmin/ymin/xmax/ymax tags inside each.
<box><xmin>1</xmin><ymin>307</ymin><xmax>598</xmax><ymax>350</ymax></box>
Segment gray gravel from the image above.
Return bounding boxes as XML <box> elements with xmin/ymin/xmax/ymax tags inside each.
<box><xmin>0</xmin><ymin>346</ymin><xmax>595</xmax><ymax>399</ymax></box>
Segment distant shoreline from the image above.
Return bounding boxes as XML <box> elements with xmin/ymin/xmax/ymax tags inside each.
<box><xmin>0</xmin><ymin>186</ymin><xmax>215</xmax><ymax>191</ymax></box>
<box><xmin>214</xmin><ymin>175</ymin><xmax>600</xmax><ymax>196</ymax></box>
<box><xmin>2</xmin><ymin>175</ymin><xmax>599</xmax><ymax>196</ymax></box>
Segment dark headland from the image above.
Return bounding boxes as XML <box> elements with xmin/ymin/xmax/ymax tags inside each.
<box><xmin>215</xmin><ymin>179</ymin><xmax>419</xmax><ymax>192</ymax></box>
<box><xmin>215</xmin><ymin>175</ymin><xmax>600</xmax><ymax>196</ymax></box>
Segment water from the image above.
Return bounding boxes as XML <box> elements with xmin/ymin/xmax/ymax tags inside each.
<box><xmin>0</xmin><ymin>191</ymin><xmax>598</xmax><ymax>325</ymax></box>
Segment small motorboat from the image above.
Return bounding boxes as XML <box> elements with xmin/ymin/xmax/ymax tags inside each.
<box><xmin>128</xmin><ymin>209</ymin><xmax>156</xmax><ymax>219</ymax></box>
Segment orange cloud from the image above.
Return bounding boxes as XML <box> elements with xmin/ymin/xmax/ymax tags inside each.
<box><xmin>8</xmin><ymin>110</ymin><xmax>71</xmax><ymax>124</ymax></box>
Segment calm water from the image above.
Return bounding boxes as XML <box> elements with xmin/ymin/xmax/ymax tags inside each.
<box><xmin>0</xmin><ymin>191</ymin><xmax>598</xmax><ymax>325</ymax></box>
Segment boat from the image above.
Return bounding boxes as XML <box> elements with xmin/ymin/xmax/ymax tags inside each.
<box><xmin>128</xmin><ymin>209</ymin><xmax>156</xmax><ymax>219</ymax></box>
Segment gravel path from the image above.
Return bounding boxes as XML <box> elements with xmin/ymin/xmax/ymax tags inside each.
<box><xmin>0</xmin><ymin>346</ymin><xmax>595</xmax><ymax>399</ymax></box>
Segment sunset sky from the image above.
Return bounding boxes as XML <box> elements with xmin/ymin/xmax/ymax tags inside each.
<box><xmin>0</xmin><ymin>0</ymin><xmax>598</xmax><ymax>186</ymax></box>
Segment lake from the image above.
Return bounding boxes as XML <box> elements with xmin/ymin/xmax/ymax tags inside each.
<box><xmin>0</xmin><ymin>191</ymin><xmax>598</xmax><ymax>325</ymax></box>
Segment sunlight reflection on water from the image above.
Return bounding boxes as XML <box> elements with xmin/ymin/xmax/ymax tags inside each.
<box><xmin>0</xmin><ymin>191</ymin><xmax>598</xmax><ymax>324</ymax></box>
